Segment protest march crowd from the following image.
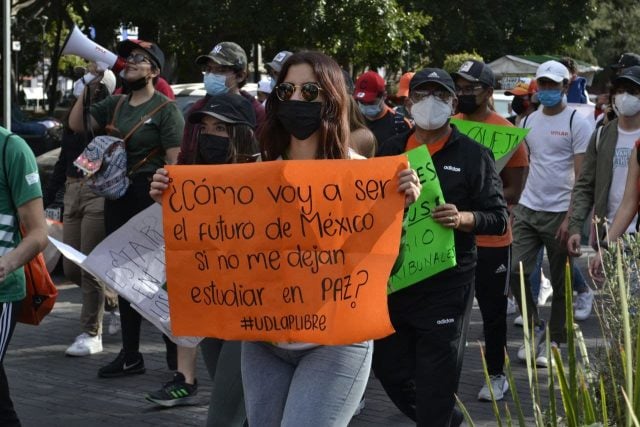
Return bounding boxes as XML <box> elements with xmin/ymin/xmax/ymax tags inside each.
<box><xmin>1</xmin><ymin>31</ymin><xmax>639</xmax><ymax>427</ymax></box>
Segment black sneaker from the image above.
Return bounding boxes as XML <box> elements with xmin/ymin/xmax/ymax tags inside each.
<box><xmin>145</xmin><ymin>372</ymin><xmax>198</xmax><ymax>407</ymax></box>
<box><xmin>98</xmin><ymin>349</ymin><xmax>146</xmax><ymax>378</ymax></box>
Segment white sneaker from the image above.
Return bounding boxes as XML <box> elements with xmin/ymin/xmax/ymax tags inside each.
<box><xmin>108</xmin><ymin>311</ymin><xmax>121</xmax><ymax>335</ymax></box>
<box><xmin>517</xmin><ymin>321</ymin><xmax>546</xmax><ymax>361</ymax></box>
<box><xmin>506</xmin><ymin>297</ymin><xmax>517</xmax><ymax>315</ymax></box>
<box><xmin>65</xmin><ymin>333</ymin><xmax>103</xmax><ymax>356</ymax></box>
<box><xmin>535</xmin><ymin>342</ymin><xmax>559</xmax><ymax>368</ymax></box>
<box><xmin>514</xmin><ymin>315</ymin><xmax>523</xmax><ymax>327</ymax></box>
<box><xmin>477</xmin><ymin>374</ymin><xmax>509</xmax><ymax>401</ymax></box>
<box><xmin>537</xmin><ymin>277</ymin><xmax>553</xmax><ymax>306</ymax></box>
<box><xmin>574</xmin><ymin>287</ymin><xmax>594</xmax><ymax>321</ymax></box>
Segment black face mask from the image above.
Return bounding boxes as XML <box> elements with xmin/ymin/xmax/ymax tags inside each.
<box><xmin>457</xmin><ymin>95</ymin><xmax>480</xmax><ymax>114</ymax></box>
<box><xmin>198</xmin><ymin>134</ymin><xmax>231</xmax><ymax>164</ymax></box>
<box><xmin>123</xmin><ymin>76</ymin><xmax>150</xmax><ymax>92</ymax></box>
<box><xmin>511</xmin><ymin>97</ymin><xmax>530</xmax><ymax>116</ymax></box>
<box><xmin>276</xmin><ymin>101</ymin><xmax>322</xmax><ymax>140</ymax></box>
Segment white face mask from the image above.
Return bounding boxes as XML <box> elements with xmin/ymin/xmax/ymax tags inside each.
<box><xmin>411</xmin><ymin>96</ymin><xmax>453</xmax><ymax>130</ymax></box>
<box><xmin>613</xmin><ymin>92</ymin><xmax>640</xmax><ymax>117</ymax></box>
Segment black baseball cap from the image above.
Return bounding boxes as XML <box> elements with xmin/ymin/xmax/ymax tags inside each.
<box><xmin>610</xmin><ymin>53</ymin><xmax>640</xmax><ymax>70</ymax></box>
<box><xmin>451</xmin><ymin>60</ymin><xmax>495</xmax><ymax>88</ymax></box>
<box><xmin>410</xmin><ymin>68</ymin><xmax>456</xmax><ymax>95</ymax></box>
<box><xmin>614</xmin><ymin>65</ymin><xmax>640</xmax><ymax>87</ymax></box>
<box><xmin>188</xmin><ymin>93</ymin><xmax>257</xmax><ymax>129</ymax></box>
<box><xmin>116</xmin><ymin>39</ymin><xmax>165</xmax><ymax>70</ymax></box>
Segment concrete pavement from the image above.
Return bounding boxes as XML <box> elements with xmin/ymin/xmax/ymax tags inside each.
<box><xmin>6</xmin><ymin>250</ymin><xmax>601</xmax><ymax>426</ymax></box>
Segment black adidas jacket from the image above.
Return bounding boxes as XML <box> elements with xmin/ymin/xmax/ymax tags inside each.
<box><xmin>377</xmin><ymin>125</ymin><xmax>508</xmax><ymax>293</ymax></box>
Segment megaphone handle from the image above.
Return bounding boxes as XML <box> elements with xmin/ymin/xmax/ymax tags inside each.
<box><xmin>112</xmin><ymin>57</ymin><xmax>126</xmax><ymax>73</ymax></box>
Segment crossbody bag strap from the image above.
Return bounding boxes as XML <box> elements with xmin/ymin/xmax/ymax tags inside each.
<box><xmin>123</xmin><ymin>99</ymin><xmax>173</xmax><ymax>176</ymax></box>
<box><xmin>104</xmin><ymin>95</ymin><xmax>127</xmax><ymax>136</ymax></box>
<box><xmin>121</xmin><ymin>99</ymin><xmax>172</xmax><ymax>143</ymax></box>
<box><xmin>2</xmin><ymin>133</ymin><xmax>18</xmax><ymax>219</ymax></box>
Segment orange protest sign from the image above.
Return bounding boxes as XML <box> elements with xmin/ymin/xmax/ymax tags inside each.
<box><xmin>163</xmin><ymin>157</ymin><xmax>406</xmax><ymax>345</ymax></box>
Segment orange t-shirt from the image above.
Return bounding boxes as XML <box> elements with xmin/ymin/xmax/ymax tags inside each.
<box><xmin>405</xmin><ymin>129</ymin><xmax>451</xmax><ymax>156</ymax></box>
<box><xmin>453</xmin><ymin>112</ymin><xmax>529</xmax><ymax>247</ymax></box>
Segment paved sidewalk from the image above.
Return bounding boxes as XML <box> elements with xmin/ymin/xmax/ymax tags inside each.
<box><xmin>7</xmin><ymin>250</ymin><xmax>601</xmax><ymax>426</ymax></box>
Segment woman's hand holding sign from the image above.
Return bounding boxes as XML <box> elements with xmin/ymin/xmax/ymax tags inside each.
<box><xmin>150</xmin><ymin>167</ymin><xmax>170</xmax><ymax>205</ymax></box>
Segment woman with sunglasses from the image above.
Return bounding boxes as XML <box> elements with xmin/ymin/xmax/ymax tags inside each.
<box><xmin>68</xmin><ymin>39</ymin><xmax>185</xmax><ymax>378</ymax></box>
<box><xmin>148</xmin><ymin>93</ymin><xmax>258</xmax><ymax>425</ymax></box>
<box><xmin>242</xmin><ymin>51</ymin><xmax>421</xmax><ymax>427</ymax></box>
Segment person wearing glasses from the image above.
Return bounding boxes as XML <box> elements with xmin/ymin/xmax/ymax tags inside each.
<box><xmin>373</xmin><ymin>68</ymin><xmax>509</xmax><ymax>427</ymax></box>
<box><xmin>148</xmin><ymin>93</ymin><xmax>258</xmax><ymax>424</ymax></box>
<box><xmin>68</xmin><ymin>39</ymin><xmax>185</xmax><ymax>378</ymax></box>
<box><xmin>451</xmin><ymin>60</ymin><xmax>528</xmax><ymax>402</ymax></box>
<box><xmin>178</xmin><ymin>41</ymin><xmax>265</xmax><ymax>165</ymax></box>
<box><xmin>241</xmin><ymin>51</ymin><xmax>421</xmax><ymax>427</ymax></box>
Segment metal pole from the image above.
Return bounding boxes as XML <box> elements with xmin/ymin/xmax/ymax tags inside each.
<box><xmin>40</xmin><ymin>16</ymin><xmax>47</xmax><ymax>112</ymax></box>
<box><xmin>2</xmin><ymin>0</ymin><xmax>11</xmax><ymax>129</ymax></box>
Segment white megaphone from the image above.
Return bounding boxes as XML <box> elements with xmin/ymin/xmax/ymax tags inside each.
<box><xmin>61</xmin><ymin>26</ymin><xmax>126</xmax><ymax>73</ymax></box>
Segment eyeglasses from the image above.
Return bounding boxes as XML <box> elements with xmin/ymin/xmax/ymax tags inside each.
<box><xmin>275</xmin><ymin>82</ymin><xmax>324</xmax><ymax>102</ymax></box>
<box><xmin>455</xmin><ymin>85</ymin><xmax>485</xmax><ymax>95</ymax></box>
<box><xmin>126</xmin><ymin>54</ymin><xmax>152</xmax><ymax>65</ymax></box>
<box><xmin>410</xmin><ymin>89</ymin><xmax>451</xmax><ymax>103</ymax></box>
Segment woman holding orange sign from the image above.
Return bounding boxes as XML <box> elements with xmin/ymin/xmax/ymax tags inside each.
<box><xmin>239</xmin><ymin>51</ymin><xmax>421</xmax><ymax>427</ymax></box>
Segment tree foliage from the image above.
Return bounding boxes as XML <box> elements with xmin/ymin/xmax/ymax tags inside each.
<box><xmin>5</xmin><ymin>0</ymin><xmax>640</xmax><ymax>113</ymax></box>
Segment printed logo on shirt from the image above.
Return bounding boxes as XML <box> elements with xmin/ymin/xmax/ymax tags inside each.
<box><xmin>495</xmin><ymin>264</ymin><xmax>507</xmax><ymax>274</ymax></box>
<box><xmin>25</xmin><ymin>172</ymin><xmax>40</xmax><ymax>185</ymax></box>
<box><xmin>550</xmin><ymin>130</ymin><xmax>569</xmax><ymax>137</ymax></box>
<box><xmin>443</xmin><ymin>165</ymin><xmax>461</xmax><ymax>172</ymax></box>
<box><xmin>436</xmin><ymin>318</ymin><xmax>455</xmax><ymax>325</ymax></box>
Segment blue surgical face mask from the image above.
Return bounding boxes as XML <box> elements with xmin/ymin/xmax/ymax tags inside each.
<box><xmin>358</xmin><ymin>100</ymin><xmax>383</xmax><ymax>118</ymax></box>
<box><xmin>537</xmin><ymin>89</ymin><xmax>563</xmax><ymax>107</ymax></box>
<box><xmin>204</xmin><ymin>73</ymin><xmax>229</xmax><ymax>96</ymax></box>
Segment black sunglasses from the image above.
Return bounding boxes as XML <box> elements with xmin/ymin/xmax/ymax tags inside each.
<box><xmin>275</xmin><ymin>82</ymin><xmax>324</xmax><ymax>102</ymax></box>
<box><xmin>126</xmin><ymin>53</ymin><xmax>152</xmax><ymax>65</ymax></box>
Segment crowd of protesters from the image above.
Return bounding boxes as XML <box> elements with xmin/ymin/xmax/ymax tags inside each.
<box><xmin>1</xmin><ymin>34</ymin><xmax>637</xmax><ymax>426</ymax></box>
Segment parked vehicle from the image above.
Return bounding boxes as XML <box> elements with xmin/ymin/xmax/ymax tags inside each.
<box><xmin>171</xmin><ymin>82</ymin><xmax>258</xmax><ymax>116</ymax></box>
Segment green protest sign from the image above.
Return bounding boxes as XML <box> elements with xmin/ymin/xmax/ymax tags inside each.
<box><xmin>450</xmin><ymin>118</ymin><xmax>529</xmax><ymax>171</ymax></box>
<box><xmin>388</xmin><ymin>145</ymin><xmax>456</xmax><ymax>294</ymax></box>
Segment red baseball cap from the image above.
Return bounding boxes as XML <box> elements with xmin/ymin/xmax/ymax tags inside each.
<box><xmin>354</xmin><ymin>71</ymin><xmax>386</xmax><ymax>103</ymax></box>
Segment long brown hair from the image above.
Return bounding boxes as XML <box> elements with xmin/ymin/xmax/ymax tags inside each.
<box><xmin>260</xmin><ymin>51</ymin><xmax>349</xmax><ymax>160</ymax></box>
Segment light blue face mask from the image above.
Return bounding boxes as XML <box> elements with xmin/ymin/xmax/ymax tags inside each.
<box><xmin>358</xmin><ymin>101</ymin><xmax>383</xmax><ymax>118</ymax></box>
<box><xmin>537</xmin><ymin>89</ymin><xmax>563</xmax><ymax>107</ymax></box>
<box><xmin>204</xmin><ymin>73</ymin><xmax>229</xmax><ymax>96</ymax></box>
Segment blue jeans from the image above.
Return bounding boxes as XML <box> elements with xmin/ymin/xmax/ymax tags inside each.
<box><xmin>529</xmin><ymin>248</ymin><xmax>587</xmax><ymax>301</ymax></box>
<box><xmin>241</xmin><ymin>341</ymin><xmax>372</xmax><ymax>427</ymax></box>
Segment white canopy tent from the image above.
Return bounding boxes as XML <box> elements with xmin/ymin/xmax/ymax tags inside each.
<box><xmin>488</xmin><ymin>54</ymin><xmax>602</xmax><ymax>89</ymax></box>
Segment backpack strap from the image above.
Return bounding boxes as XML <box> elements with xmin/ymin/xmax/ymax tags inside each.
<box><xmin>594</xmin><ymin>125</ymin><xmax>604</xmax><ymax>153</ymax></box>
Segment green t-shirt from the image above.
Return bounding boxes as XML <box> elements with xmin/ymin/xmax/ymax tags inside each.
<box><xmin>0</xmin><ymin>129</ymin><xmax>43</xmax><ymax>302</ymax></box>
<box><xmin>90</xmin><ymin>91</ymin><xmax>185</xmax><ymax>175</ymax></box>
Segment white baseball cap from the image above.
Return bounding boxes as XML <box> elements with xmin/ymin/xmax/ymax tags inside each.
<box><xmin>100</xmin><ymin>69</ymin><xmax>116</xmax><ymax>95</ymax></box>
<box><xmin>535</xmin><ymin>60</ymin><xmax>570</xmax><ymax>83</ymax></box>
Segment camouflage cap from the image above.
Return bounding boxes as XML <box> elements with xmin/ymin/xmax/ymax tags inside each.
<box><xmin>196</xmin><ymin>42</ymin><xmax>247</xmax><ymax>71</ymax></box>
